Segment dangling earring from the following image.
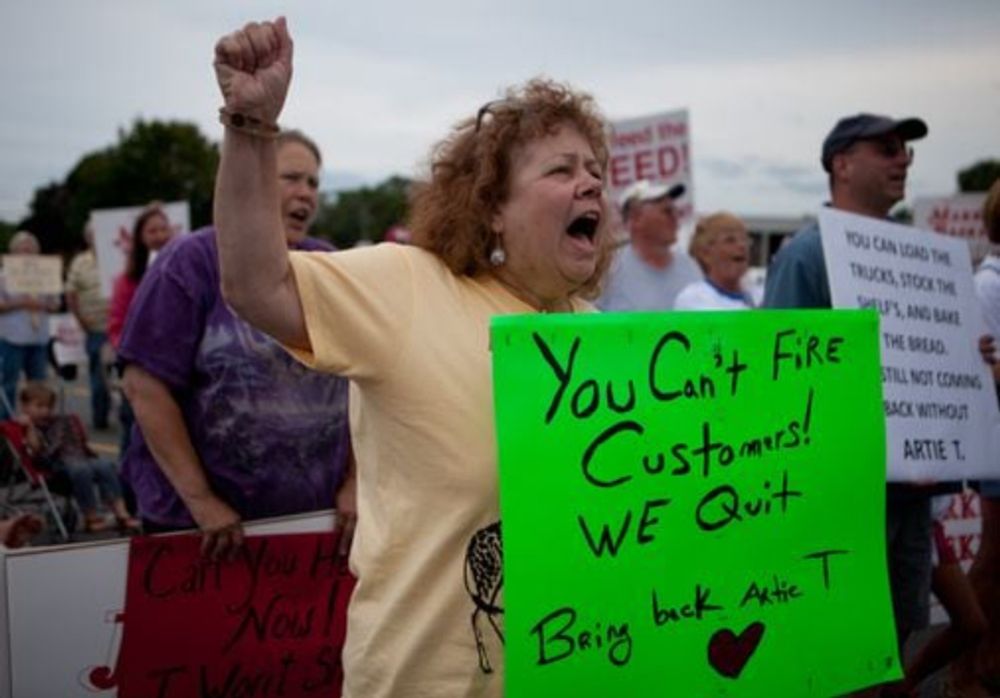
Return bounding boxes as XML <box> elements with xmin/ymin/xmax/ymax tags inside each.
<box><xmin>489</xmin><ymin>236</ymin><xmax>506</xmax><ymax>267</ymax></box>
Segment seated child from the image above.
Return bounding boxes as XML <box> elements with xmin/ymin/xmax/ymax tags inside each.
<box><xmin>15</xmin><ymin>382</ymin><xmax>140</xmax><ymax>534</ymax></box>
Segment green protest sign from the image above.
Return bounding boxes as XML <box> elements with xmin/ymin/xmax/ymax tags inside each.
<box><xmin>491</xmin><ymin>310</ymin><xmax>899</xmax><ymax>697</ymax></box>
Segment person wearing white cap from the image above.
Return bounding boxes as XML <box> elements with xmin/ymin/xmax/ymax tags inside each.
<box><xmin>596</xmin><ymin>178</ymin><xmax>701</xmax><ymax>311</ymax></box>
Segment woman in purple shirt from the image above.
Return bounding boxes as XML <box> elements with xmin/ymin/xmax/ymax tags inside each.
<box><xmin>119</xmin><ymin>131</ymin><xmax>353</xmax><ymax>558</ymax></box>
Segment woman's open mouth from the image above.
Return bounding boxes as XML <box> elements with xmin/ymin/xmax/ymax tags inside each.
<box><xmin>566</xmin><ymin>212</ymin><xmax>599</xmax><ymax>243</ymax></box>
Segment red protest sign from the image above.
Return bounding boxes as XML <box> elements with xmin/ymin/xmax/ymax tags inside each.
<box><xmin>116</xmin><ymin>532</ymin><xmax>355</xmax><ymax>698</ymax></box>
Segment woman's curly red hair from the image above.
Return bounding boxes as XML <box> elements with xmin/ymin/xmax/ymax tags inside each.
<box><xmin>408</xmin><ymin>78</ymin><xmax>613</xmax><ymax>297</ymax></box>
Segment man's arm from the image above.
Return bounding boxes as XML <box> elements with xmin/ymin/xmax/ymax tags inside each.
<box><xmin>979</xmin><ymin>334</ymin><xmax>1000</xmax><ymax>382</ymax></box>
<box><xmin>66</xmin><ymin>290</ymin><xmax>86</xmax><ymax>329</ymax></box>
<box><xmin>0</xmin><ymin>297</ymin><xmax>43</xmax><ymax>314</ymax></box>
<box><xmin>762</xmin><ymin>229</ymin><xmax>830</xmax><ymax>309</ymax></box>
<box><xmin>123</xmin><ymin>364</ymin><xmax>243</xmax><ymax>558</ymax></box>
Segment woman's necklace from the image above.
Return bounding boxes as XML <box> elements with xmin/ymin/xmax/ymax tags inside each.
<box><xmin>494</xmin><ymin>274</ymin><xmax>573</xmax><ymax>314</ymax></box>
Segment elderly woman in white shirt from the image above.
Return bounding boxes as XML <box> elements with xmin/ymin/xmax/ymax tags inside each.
<box><xmin>0</xmin><ymin>231</ymin><xmax>59</xmax><ymax>416</ymax></box>
<box><xmin>674</xmin><ymin>212</ymin><xmax>754</xmax><ymax>310</ymax></box>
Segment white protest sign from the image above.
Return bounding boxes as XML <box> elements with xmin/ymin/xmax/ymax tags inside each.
<box><xmin>48</xmin><ymin>313</ymin><xmax>87</xmax><ymax>366</ymax></box>
<box><xmin>608</xmin><ymin>109</ymin><xmax>693</xmax><ymax>224</ymax></box>
<box><xmin>820</xmin><ymin>208</ymin><xmax>1000</xmax><ymax>481</ymax></box>
<box><xmin>89</xmin><ymin>201</ymin><xmax>190</xmax><ymax>299</ymax></box>
<box><xmin>913</xmin><ymin>193</ymin><xmax>989</xmax><ymax>265</ymax></box>
<box><xmin>1</xmin><ymin>511</ymin><xmax>336</xmax><ymax>698</ymax></box>
<box><xmin>0</xmin><ymin>255</ymin><xmax>62</xmax><ymax>295</ymax></box>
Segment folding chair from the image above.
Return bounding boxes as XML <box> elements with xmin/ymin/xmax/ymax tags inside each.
<box><xmin>0</xmin><ymin>420</ymin><xmax>76</xmax><ymax>541</ymax></box>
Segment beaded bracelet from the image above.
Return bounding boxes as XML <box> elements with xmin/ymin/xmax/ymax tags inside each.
<box><xmin>218</xmin><ymin>107</ymin><xmax>280</xmax><ymax>139</ymax></box>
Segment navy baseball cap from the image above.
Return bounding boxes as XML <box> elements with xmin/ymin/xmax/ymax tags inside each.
<box><xmin>821</xmin><ymin>113</ymin><xmax>928</xmax><ymax>172</ymax></box>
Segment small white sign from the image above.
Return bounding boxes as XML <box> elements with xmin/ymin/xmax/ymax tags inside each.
<box><xmin>48</xmin><ymin>313</ymin><xmax>87</xmax><ymax>366</ymax></box>
<box><xmin>89</xmin><ymin>201</ymin><xmax>190</xmax><ymax>299</ymax></box>
<box><xmin>1</xmin><ymin>255</ymin><xmax>62</xmax><ymax>295</ymax></box>
<box><xmin>820</xmin><ymin>208</ymin><xmax>1000</xmax><ymax>481</ymax></box>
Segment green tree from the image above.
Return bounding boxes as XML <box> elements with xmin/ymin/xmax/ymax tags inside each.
<box><xmin>314</xmin><ymin>176</ymin><xmax>411</xmax><ymax>249</ymax></box>
<box><xmin>19</xmin><ymin>119</ymin><xmax>218</xmax><ymax>255</ymax></box>
<box><xmin>0</xmin><ymin>219</ymin><xmax>18</xmax><ymax>253</ymax></box>
<box><xmin>20</xmin><ymin>181</ymin><xmax>74</xmax><ymax>254</ymax></box>
<box><xmin>957</xmin><ymin>159</ymin><xmax>1000</xmax><ymax>192</ymax></box>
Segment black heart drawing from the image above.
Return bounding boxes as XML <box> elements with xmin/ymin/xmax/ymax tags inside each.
<box><xmin>707</xmin><ymin>622</ymin><xmax>766</xmax><ymax>679</ymax></box>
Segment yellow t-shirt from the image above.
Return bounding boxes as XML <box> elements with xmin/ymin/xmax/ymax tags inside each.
<box><xmin>288</xmin><ymin>243</ymin><xmax>590</xmax><ymax>698</ymax></box>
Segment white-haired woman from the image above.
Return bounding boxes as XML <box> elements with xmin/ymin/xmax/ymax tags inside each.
<box><xmin>674</xmin><ymin>212</ymin><xmax>754</xmax><ymax>310</ymax></box>
<box><xmin>0</xmin><ymin>231</ymin><xmax>59</xmax><ymax>416</ymax></box>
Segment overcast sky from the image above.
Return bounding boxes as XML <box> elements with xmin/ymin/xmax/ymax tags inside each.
<box><xmin>2</xmin><ymin>1</ymin><xmax>998</xmax><ymax>224</ymax></box>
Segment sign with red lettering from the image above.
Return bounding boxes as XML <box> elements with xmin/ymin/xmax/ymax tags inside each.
<box><xmin>913</xmin><ymin>193</ymin><xmax>989</xmax><ymax>265</ymax></box>
<box><xmin>116</xmin><ymin>533</ymin><xmax>355</xmax><ymax>698</ymax></box>
<box><xmin>930</xmin><ymin>490</ymin><xmax>983</xmax><ymax>624</ymax></box>
<box><xmin>608</xmin><ymin>109</ymin><xmax>692</xmax><ymax>221</ymax></box>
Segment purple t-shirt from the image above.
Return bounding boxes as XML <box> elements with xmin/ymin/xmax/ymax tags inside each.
<box><xmin>118</xmin><ymin>227</ymin><xmax>350</xmax><ymax>528</ymax></box>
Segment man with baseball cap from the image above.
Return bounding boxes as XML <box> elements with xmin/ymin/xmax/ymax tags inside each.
<box><xmin>597</xmin><ymin>179</ymin><xmax>701</xmax><ymax>311</ymax></box>
<box><xmin>764</xmin><ymin>113</ymin><xmax>939</xmax><ymax>690</ymax></box>
<box><xmin>765</xmin><ymin>113</ymin><xmax>928</xmax><ymax>307</ymax></box>
<box><xmin>821</xmin><ymin>114</ymin><xmax>927</xmax><ymax>173</ymax></box>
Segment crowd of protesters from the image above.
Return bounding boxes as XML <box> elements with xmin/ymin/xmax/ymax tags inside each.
<box><xmin>0</xmin><ymin>14</ymin><xmax>997</xmax><ymax>697</ymax></box>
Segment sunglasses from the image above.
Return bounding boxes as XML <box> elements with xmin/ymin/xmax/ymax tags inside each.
<box><xmin>856</xmin><ymin>137</ymin><xmax>914</xmax><ymax>162</ymax></box>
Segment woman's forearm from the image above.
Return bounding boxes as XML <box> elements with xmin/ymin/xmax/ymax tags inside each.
<box><xmin>212</xmin><ymin>18</ymin><xmax>308</xmax><ymax>350</ymax></box>
<box><xmin>214</xmin><ymin>132</ymin><xmax>286</xmax><ymax>309</ymax></box>
<box><xmin>123</xmin><ymin>364</ymin><xmax>215</xmax><ymax>505</ymax></box>
<box><xmin>124</xmin><ymin>364</ymin><xmax>244</xmax><ymax>555</ymax></box>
